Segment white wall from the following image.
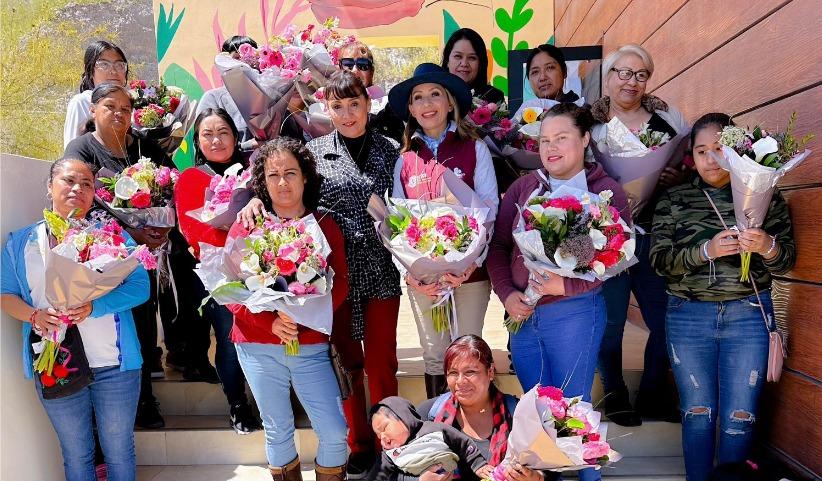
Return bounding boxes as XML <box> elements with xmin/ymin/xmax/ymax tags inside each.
<box><xmin>1</xmin><ymin>154</ymin><xmax>64</xmax><ymax>480</ymax></box>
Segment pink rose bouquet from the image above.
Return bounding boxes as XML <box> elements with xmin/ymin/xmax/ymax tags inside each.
<box><xmin>186</xmin><ymin>164</ymin><xmax>254</xmax><ymax>230</ymax></box>
<box><xmin>95</xmin><ymin>158</ymin><xmax>178</xmax><ymax>228</ymax></box>
<box><xmin>129</xmin><ymin>80</ymin><xmax>194</xmax><ymax>153</ymax></box>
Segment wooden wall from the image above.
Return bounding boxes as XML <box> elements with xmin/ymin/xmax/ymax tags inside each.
<box><xmin>554</xmin><ymin>0</ymin><xmax>822</xmax><ymax>477</ymax></box>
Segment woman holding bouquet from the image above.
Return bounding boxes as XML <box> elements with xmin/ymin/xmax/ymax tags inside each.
<box><xmin>1</xmin><ymin>158</ymin><xmax>150</xmax><ymax>481</ymax></box>
<box><xmin>388</xmin><ymin>63</ymin><xmax>498</xmax><ymax>399</ymax></box>
<box><xmin>650</xmin><ymin>113</ymin><xmax>795</xmax><ymax>481</ymax></box>
<box><xmin>590</xmin><ymin>44</ymin><xmax>690</xmax><ymax>426</ymax></box>
<box><xmin>442</xmin><ymin>28</ymin><xmax>504</xmax><ymax>104</ymax></box>
<box><xmin>240</xmin><ymin>70</ymin><xmax>403</xmax><ymax>477</ymax></box>
<box><xmin>64</xmin><ymin>40</ymin><xmax>129</xmax><ymax>147</ymax></box>
<box><xmin>229</xmin><ymin>137</ymin><xmax>350</xmax><ymax>481</ymax></box>
<box><xmin>488</xmin><ymin>103</ymin><xmax>629</xmax><ymax>481</ymax></box>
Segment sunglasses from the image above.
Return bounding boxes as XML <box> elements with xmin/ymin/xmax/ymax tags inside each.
<box><xmin>339</xmin><ymin>58</ymin><xmax>373</xmax><ymax>72</ymax></box>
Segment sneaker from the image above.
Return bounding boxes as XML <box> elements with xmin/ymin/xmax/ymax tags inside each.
<box><xmin>135</xmin><ymin>400</ymin><xmax>165</xmax><ymax>429</ymax></box>
<box><xmin>601</xmin><ymin>388</ymin><xmax>642</xmax><ymax>427</ymax></box>
<box><xmin>347</xmin><ymin>452</ymin><xmax>376</xmax><ymax>480</ymax></box>
<box><xmin>229</xmin><ymin>403</ymin><xmax>262</xmax><ymax>435</ymax></box>
<box><xmin>183</xmin><ymin>361</ymin><xmax>220</xmax><ymax>384</ymax></box>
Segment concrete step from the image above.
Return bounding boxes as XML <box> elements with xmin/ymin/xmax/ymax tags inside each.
<box><xmin>136</xmin><ymin>414</ymin><xmax>680</xmax><ymax>466</ymax></box>
<box><xmin>137</xmin><ymin>459</ymin><xmax>685</xmax><ymax>480</ymax></box>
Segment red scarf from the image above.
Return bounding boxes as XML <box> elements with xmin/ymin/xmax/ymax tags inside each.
<box><xmin>434</xmin><ymin>389</ymin><xmax>511</xmax><ymax>466</ymax></box>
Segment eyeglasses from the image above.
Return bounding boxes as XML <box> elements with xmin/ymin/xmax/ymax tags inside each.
<box><xmin>610</xmin><ymin>67</ymin><xmax>649</xmax><ymax>82</ymax></box>
<box><xmin>95</xmin><ymin>60</ymin><xmax>128</xmax><ymax>73</ymax></box>
<box><xmin>339</xmin><ymin>58</ymin><xmax>373</xmax><ymax>72</ymax></box>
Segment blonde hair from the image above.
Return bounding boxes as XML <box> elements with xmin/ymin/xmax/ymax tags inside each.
<box><xmin>401</xmin><ymin>85</ymin><xmax>477</xmax><ymax>152</ymax></box>
<box><xmin>339</xmin><ymin>41</ymin><xmax>373</xmax><ymax>61</ymax></box>
<box><xmin>602</xmin><ymin>44</ymin><xmax>654</xmax><ymax>81</ymax></box>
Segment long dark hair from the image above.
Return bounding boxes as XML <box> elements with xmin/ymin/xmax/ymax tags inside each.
<box><xmin>251</xmin><ymin>137</ymin><xmax>322</xmax><ymax>211</ymax></box>
<box><xmin>79</xmin><ymin>40</ymin><xmax>128</xmax><ymax>92</ymax></box>
<box><xmin>441</xmin><ymin>28</ymin><xmax>490</xmax><ymax>90</ymax></box>
<box><xmin>192</xmin><ymin>108</ymin><xmax>245</xmax><ymax>166</ymax></box>
<box><xmin>222</xmin><ymin>35</ymin><xmax>258</xmax><ymax>54</ymax></box>
<box><xmin>690</xmin><ymin>112</ymin><xmax>734</xmax><ymax>150</ymax></box>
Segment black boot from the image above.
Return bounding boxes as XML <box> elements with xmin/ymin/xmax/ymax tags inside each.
<box><xmin>424</xmin><ymin>374</ymin><xmax>447</xmax><ymax>399</ymax></box>
<box><xmin>636</xmin><ymin>389</ymin><xmax>681</xmax><ymax>423</ymax></box>
<box><xmin>135</xmin><ymin>399</ymin><xmax>165</xmax><ymax>429</ymax></box>
<box><xmin>230</xmin><ymin>402</ymin><xmax>263</xmax><ymax>434</ymax></box>
<box><xmin>601</xmin><ymin>387</ymin><xmax>642</xmax><ymax>427</ymax></box>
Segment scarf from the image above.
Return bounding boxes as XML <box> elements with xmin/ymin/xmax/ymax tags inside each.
<box><xmin>434</xmin><ymin>389</ymin><xmax>511</xmax><ymax>466</ymax></box>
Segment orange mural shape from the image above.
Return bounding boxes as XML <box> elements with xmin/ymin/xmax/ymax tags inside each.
<box><xmin>309</xmin><ymin>0</ymin><xmax>424</xmax><ymax>28</ymax></box>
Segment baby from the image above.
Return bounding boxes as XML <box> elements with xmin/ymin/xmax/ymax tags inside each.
<box><xmin>369</xmin><ymin>396</ymin><xmax>493</xmax><ymax>481</ymax></box>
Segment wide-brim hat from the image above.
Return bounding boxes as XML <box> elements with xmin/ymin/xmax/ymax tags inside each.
<box><xmin>388</xmin><ymin>63</ymin><xmax>472</xmax><ymax>121</ymax></box>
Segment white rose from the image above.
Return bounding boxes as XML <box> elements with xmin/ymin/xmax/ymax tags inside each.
<box><xmin>589</xmin><ymin>229</ymin><xmax>607</xmax><ymax>250</ymax></box>
<box><xmin>240</xmin><ymin>253</ymin><xmax>262</xmax><ymax>275</ymax></box>
<box><xmin>553</xmin><ymin>250</ymin><xmax>578</xmax><ymax>271</ymax></box>
<box><xmin>114</xmin><ymin>176</ymin><xmax>139</xmax><ymax>200</ymax></box>
<box><xmin>752</xmin><ymin>136</ymin><xmax>779</xmax><ymax>163</ymax></box>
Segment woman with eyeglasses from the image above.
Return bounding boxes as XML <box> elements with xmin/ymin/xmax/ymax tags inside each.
<box><xmin>589</xmin><ymin>44</ymin><xmax>690</xmax><ymax>427</ymax></box>
<box><xmin>64</xmin><ymin>40</ymin><xmax>129</xmax><ymax>147</ymax></box>
<box><xmin>337</xmin><ymin>41</ymin><xmax>405</xmax><ymax>143</ymax></box>
<box><xmin>442</xmin><ymin>28</ymin><xmax>504</xmax><ymax>104</ymax></box>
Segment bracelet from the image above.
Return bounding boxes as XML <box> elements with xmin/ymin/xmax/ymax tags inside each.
<box><xmin>764</xmin><ymin>236</ymin><xmax>777</xmax><ymax>256</ymax></box>
<box><xmin>28</xmin><ymin>308</ymin><xmax>39</xmax><ymax>324</ymax></box>
<box><xmin>701</xmin><ymin>241</ymin><xmax>715</xmax><ymax>262</ymax></box>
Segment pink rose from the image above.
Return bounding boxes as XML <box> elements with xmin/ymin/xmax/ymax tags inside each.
<box><xmin>155</xmin><ymin>166</ymin><xmax>172</xmax><ymax>187</ymax></box>
<box><xmin>582</xmin><ymin>440</ymin><xmax>610</xmax><ymax>462</ymax></box>
<box><xmin>238</xmin><ymin>43</ymin><xmax>256</xmax><ymax>58</ymax></box>
<box><xmin>469</xmin><ymin>107</ymin><xmax>492</xmax><ymax>126</ymax></box>
<box><xmin>546</xmin><ymin>397</ymin><xmax>568</xmax><ymax>419</ymax></box>
<box><xmin>130</xmin><ymin>191</ymin><xmax>152</xmax><ymax>209</ymax></box>
<box><xmin>468</xmin><ymin>216</ymin><xmax>479</xmax><ymax>231</ymax></box>
<box><xmin>288</xmin><ymin>281</ymin><xmax>308</xmax><ymax>295</ymax></box>
<box><xmin>524</xmin><ymin>138</ymin><xmax>538</xmax><ymax>152</ymax></box>
<box><xmin>96</xmin><ymin>188</ymin><xmax>114</xmax><ymax>203</ymax></box>
<box><xmin>315</xmin><ymin>88</ymin><xmax>325</xmax><ymax>100</ymax></box>
<box><xmin>134</xmin><ymin>246</ymin><xmax>158</xmax><ymax>270</ymax></box>
<box><xmin>537</xmin><ymin>385</ymin><xmax>564</xmax><ymax>401</ymax></box>
<box><xmin>608</xmin><ymin>206</ymin><xmax>620</xmax><ymax>222</ymax></box>
<box><xmin>486</xmin><ymin>103</ymin><xmax>498</xmax><ymax>113</ymax></box>
<box><xmin>209</xmin><ymin>174</ymin><xmax>223</xmax><ymax>192</ymax></box>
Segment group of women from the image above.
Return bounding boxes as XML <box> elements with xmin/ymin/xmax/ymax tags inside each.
<box><xmin>0</xmin><ymin>25</ymin><xmax>795</xmax><ymax>481</ymax></box>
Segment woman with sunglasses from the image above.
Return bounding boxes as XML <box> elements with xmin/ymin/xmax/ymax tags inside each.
<box><xmin>442</xmin><ymin>28</ymin><xmax>504</xmax><ymax>104</ymax></box>
<box><xmin>590</xmin><ymin>44</ymin><xmax>690</xmax><ymax>427</ymax></box>
<box><xmin>337</xmin><ymin>41</ymin><xmax>405</xmax><ymax>143</ymax></box>
<box><xmin>64</xmin><ymin>40</ymin><xmax>129</xmax><ymax>147</ymax></box>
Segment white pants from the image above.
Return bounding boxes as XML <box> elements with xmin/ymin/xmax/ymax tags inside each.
<box><xmin>408</xmin><ymin>280</ymin><xmax>491</xmax><ymax>375</ymax></box>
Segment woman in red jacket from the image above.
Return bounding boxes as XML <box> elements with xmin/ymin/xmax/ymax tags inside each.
<box><xmin>227</xmin><ymin>137</ymin><xmax>349</xmax><ymax>481</ymax></box>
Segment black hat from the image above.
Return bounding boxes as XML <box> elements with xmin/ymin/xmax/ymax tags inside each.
<box><xmin>388</xmin><ymin>63</ymin><xmax>472</xmax><ymax>121</ymax></box>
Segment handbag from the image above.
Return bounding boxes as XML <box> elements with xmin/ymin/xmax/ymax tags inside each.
<box><xmin>702</xmin><ymin>190</ymin><xmax>786</xmax><ymax>382</ymax></box>
<box><xmin>329</xmin><ymin>343</ymin><xmax>353</xmax><ymax>400</ymax></box>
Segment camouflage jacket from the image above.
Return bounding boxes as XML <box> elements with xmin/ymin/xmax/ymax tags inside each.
<box><xmin>649</xmin><ymin>177</ymin><xmax>795</xmax><ymax>301</ymax></box>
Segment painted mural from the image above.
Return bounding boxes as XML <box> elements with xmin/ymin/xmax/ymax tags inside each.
<box><xmin>151</xmin><ymin>0</ymin><xmax>552</xmax><ymax>167</ymax></box>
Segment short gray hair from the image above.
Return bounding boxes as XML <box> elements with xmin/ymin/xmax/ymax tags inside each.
<box><xmin>602</xmin><ymin>44</ymin><xmax>654</xmax><ymax>81</ymax></box>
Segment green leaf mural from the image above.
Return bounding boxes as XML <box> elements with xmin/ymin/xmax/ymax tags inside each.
<box><xmin>491</xmin><ymin>0</ymin><xmax>534</xmax><ymax>95</ymax></box>
<box><xmin>162</xmin><ymin>63</ymin><xmax>203</xmax><ymax>169</ymax></box>
<box><xmin>547</xmin><ymin>34</ymin><xmax>555</xmax><ymax>45</ymax></box>
<box><xmin>156</xmin><ymin>3</ymin><xmax>185</xmax><ymax>63</ymax></box>
<box><xmin>443</xmin><ymin>10</ymin><xmax>460</xmax><ymax>44</ymax></box>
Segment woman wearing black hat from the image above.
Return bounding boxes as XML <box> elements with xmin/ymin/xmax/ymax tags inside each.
<box><xmin>388</xmin><ymin>63</ymin><xmax>498</xmax><ymax>399</ymax></box>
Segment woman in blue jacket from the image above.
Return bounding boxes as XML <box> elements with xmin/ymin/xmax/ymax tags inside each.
<box><xmin>0</xmin><ymin>158</ymin><xmax>149</xmax><ymax>481</ymax></box>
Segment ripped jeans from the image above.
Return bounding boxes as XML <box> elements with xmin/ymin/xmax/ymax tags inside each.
<box><xmin>665</xmin><ymin>292</ymin><xmax>771</xmax><ymax>481</ymax></box>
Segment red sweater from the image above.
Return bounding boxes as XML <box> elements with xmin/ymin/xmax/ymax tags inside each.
<box><xmin>227</xmin><ymin>213</ymin><xmax>349</xmax><ymax>344</ymax></box>
<box><xmin>487</xmin><ymin>162</ymin><xmax>631</xmax><ymax>307</ymax></box>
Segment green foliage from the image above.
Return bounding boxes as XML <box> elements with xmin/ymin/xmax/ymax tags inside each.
<box><xmin>491</xmin><ymin>0</ymin><xmax>534</xmax><ymax>95</ymax></box>
<box><xmin>492</xmin><ymin>75</ymin><xmax>508</xmax><ymax>94</ymax></box>
<box><xmin>547</xmin><ymin>34</ymin><xmax>555</xmax><ymax>45</ymax></box>
<box><xmin>0</xmin><ymin>0</ymin><xmax>117</xmax><ymax>160</ymax></box>
<box><xmin>372</xmin><ymin>46</ymin><xmax>440</xmax><ymax>88</ymax></box>
<box><xmin>156</xmin><ymin>3</ymin><xmax>185</xmax><ymax>63</ymax></box>
<box><xmin>162</xmin><ymin>62</ymin><xmax>203</xmax><ymax>169</ymax></box>
<box><xmin>491</xmin><ymin>37</ymin><xmax>508</xmax><ymax>68</ymax></box>
<box><xmin>442</xmin><ymin>10</ymin><xmax>459</xmax><ymax>44</ymax></box>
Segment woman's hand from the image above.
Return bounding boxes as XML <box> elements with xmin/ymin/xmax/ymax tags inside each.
<box><xmin>738</xmin><ymin>228</ymin><xmax>775</xmax><ymax>257</ymax></box>
<box><xmin>504</xmin><ymin>292</ymin><xmax>534</xmax><ymax>322</ymax></box>
<box><xmin>475</xmin><ymin>465</ymin><xmax>494</xmax><ymax>480</ymax></box>
<box><xmin>441</xmin><ymin>264</ymin><xmax>476</xmax><ymax>289</ymax></box>
<box><xmin>238</xmin><ymin>198</ymin><xmax>266</xmax><ymax>230</ymax></box>
<box><xmin>32</xmin><ymin>307</ymin><xmax>63</xmax><ymax>333</ymax></box>
<box><xmin>503</xmin><ymin>464</ymin><xmax>541</xmax><ymax>481</ymax></box>
<box><xmin>65</xmin><ymin>302</ymin><xmax>93</xmax><ymax>324</ymax></box>
<box><xmin>420</xmin><ymin>465</ymin><xmax>453</xmax><ymax>481</ymax></box>
<box><xmin>272</xmin><ymin>311</ymin><xmax>299</xmax><ymax>342</ymax></box>
<box><xmin>705</xmin><ymin>229</ymin><xmax>739</xmax><ymax>259</ymax></box>
<box><xmin>405</xmin><ymin>274</ymin><xmax>442</xmax><ymax>299</ymax></box>
<box><xmin>658</xmin><ymin>166</ymin><xmax>688</xmax><ymax>188</ymax></box>
<box><xmin>527</xmin><ymin>271</ymin><xmax>565</xmax><ymax>296</ymax></box>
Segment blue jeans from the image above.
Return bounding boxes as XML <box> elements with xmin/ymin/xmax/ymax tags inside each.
<box><xmin>36</xmin><ymin>366</ymin><xmax>141</xmax><ymax>481</ymax></box>
<box><xmin>235</xmin><ymin>342</ymin><xmax>348</xmax><ymax>467</ymax></box>
<box><xmin>511</xmin><ymin>288</ymin><xmax>606</xmax><ymax>481</ymax></box>
<box><xmin>598</xmin><ymin>233</ymin><xmax>670</xmax><ymax>394</ymax></box>
<box><xmin>666</xmin><ymin>292</ymin><xmax>771</xmax><ymax>481</ymax></box>
<box><xmin>201</xmin><ymin>298</ymin><xmax>248</xmax><ymax>406</ymax></box>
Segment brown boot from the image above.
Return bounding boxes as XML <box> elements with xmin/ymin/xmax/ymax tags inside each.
<box><xmin>270</xmin><ymin>457</ymin><xmax>302</xmax><ymax>481</ymax></box>
<box><xmin>315</xmin><ymin>462</ymin><xmax>346</xmax><ymax>481</ymax></box>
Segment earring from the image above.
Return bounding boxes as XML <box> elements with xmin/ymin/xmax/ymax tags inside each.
<box><xmin>46</xmin><ymin>191</ymin><xmax>53</xmax><ymax>200</ymax></box>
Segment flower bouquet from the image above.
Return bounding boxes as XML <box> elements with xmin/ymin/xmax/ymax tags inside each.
<box><xmin>485</xmin><ymin>98</ymin><xmax>586</xmax><ymax>170</ymax></box>
<box><xmin>498</xmin><ymin>384</ymin><xmax>621</xmax><ymax>473</ymax></box>
<box><xmin>95</xmin><ymin>157</ymin><xmax>179</xmax><ymax>228</ymax></box>
<box><xmin>591</xmin><ymin>116</ymin><xmax>687</xmax><ymax>218</ymax></box>
<box><xmin>185</xmin><ymin>164</ymin><xmax>254</xmax><ymax>230</ymax></box>
<box><xmin>36</xmin><ymin>209</ymin><xmax>155</xmax><ymax>391</ymax></box>
<box><xmin>368</xmin><ymin>169</ymin><xmax>493</xmax><ymax>335</ymax></box>
<box><xmin>195</xmin><ymin>214</ymin><xmax>335</xmax><ymax>355</ymax></box>
<box><xmin>216</xmin><ymin>17</ymin><xmax>355</xmax><ymax>141</ymax></box>
<box><xmin>129</xmin><ymin>79</ymin><xmax>197</xmax><ymax>154</ymax></box>
<box><xmin>714</xmin><ymin>113</ymin><xmax>813</xmax><ymax>282</ymax></box>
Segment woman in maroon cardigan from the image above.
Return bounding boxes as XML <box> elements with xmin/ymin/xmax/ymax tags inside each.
<box><xmin>486</xmin><ymin>104</ymin><xmax>629</xmax><ymax>481</ymax></box>
<box><xmin>227</xmin><ymin>137</ymin><xmax>349</xmax><ymax>481</ymax></box>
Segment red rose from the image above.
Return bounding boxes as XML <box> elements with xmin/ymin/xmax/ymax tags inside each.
<box><xmin>537</xmin><ymin>385</ymin><xmax>564</xmax><ymax>401</ymax></box>
<box><xmin>602</xmin><ymin>223</ymin><xmax>624</xmax><ymax>239</ymax></box>
<box><xmin>276</xmin><ymin>257</ymin><xmax>297</xmax><ymax>276</ymax></box>
<box><xmin>587</xmin><ymin>432</ymin><xmax>601</xmax><ymax>442</ymax></box>
<box><xmin>168</xmin><ymin>96</ymin><xmax>180</xmax><ymax>113</ymax></box>
<box><xmin>594</xmin><ymin>250</ymin><xmax>621</xmax><ymax>268</ymax></box>
<box><xmin>40</xmin><ymin>372</ymin><xmax>56</xmax><ymax>387</ymax></box>
<box><xmin>53</xmin><ymin>364</ymin><xmax>69</xmax><ymax>379</ymax></box>
<box><xmin>130</xmin><ymin>191</ymin><xmax>152</xmax><ymax>209</ymax></box>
